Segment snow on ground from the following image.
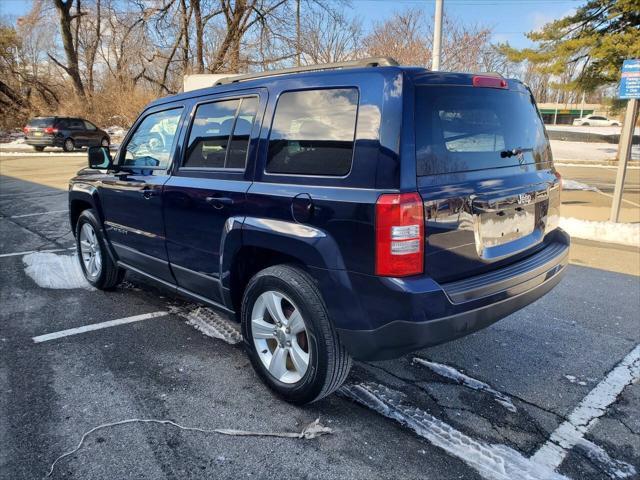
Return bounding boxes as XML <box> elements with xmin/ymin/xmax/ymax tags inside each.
<box><xmin>413</xmin><ymin>358</ymin><xmax>517</xmax><ymax>412</ymax></box>
<box><xmin>546</xmin><ymin>125</ymin><xmax>639</xmax><ymax>136</ymax></box>
<box><xmin>560</xmin><ymin>217</ymin><xmax>640</xmax><ymax>247</ymax></box>
<box><xmin>22</xmin><ymin>252</ymin><xmax>92</xmax><ymax>290</ymax></box>
<box><xmin>561</xmin><ymin>179</ymin><xmax>599</xmax><ymax>192</ymax></box>
<box><xmin>550</xmin><ymin>140</ymin><xmax>640</xmax><ymax>163</ymax></box>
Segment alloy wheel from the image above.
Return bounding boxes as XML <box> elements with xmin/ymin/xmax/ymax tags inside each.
<box><xmin>251</xmin><ymin>290</ymin><xmax>310</xmax><ymax>384</ymax></box>
<box><xmin>79</xmin><ymin>223</ymin><xmax>102</xmax><ymax>279</ymax></box>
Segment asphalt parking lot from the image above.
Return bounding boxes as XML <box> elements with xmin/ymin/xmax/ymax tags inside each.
<box><xmin>1</xmin><ymin>153</ymin><xmax>639</xmax><ymax>480</ymax></box>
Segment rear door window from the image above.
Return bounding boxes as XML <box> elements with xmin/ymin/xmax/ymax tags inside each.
<box><xmin>183</xmin><ymin>96</ymin><xmax>258</xmax><ymax>170</ymax></box>
<box><xmin>415</xmin><ymin>86</ymin><xmax>548</xmax><ymax>175</ymax></box>
<box><xmin>266</xmin><ymin>88</ymin><xmax>358</xmax><ymax>176</ymax></box>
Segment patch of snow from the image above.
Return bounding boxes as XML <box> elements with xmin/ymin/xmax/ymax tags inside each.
<box><xmin>22</xmin><ymin>252</ymin><xmax>92</xmax><ymax>290</ymax></box>
<box><xmin>550</xmin><ymin>140</ymin><xmax>640</xmax><ymax>163</ymax></box>
<box><xmin>564</xmin><ymin>375</ymin><xmax>587</xmax><ymax>386</ymax></box>
<box><xmin>574</xmin><ymin>438</ymin><xmax>637</xmax><ymax>479</ymax></box>
<box><xmin>173</xmin><ymin>306</ymin><xmax>242</xmax><ymax>344</ymax></box>
<box><xmin>561</xmin><ymin>179</ymin><xmax>598</xmax><ymax>192</ymax></box>
<box><xmin>414</xmin><ymin>358</ymin><xmax>517</xmax><ymax>413</ymax></box>
<box><xmin>555</xmin><ymin>163</ymin><xmax>640</xmax><ymax>170</ymax></box>
<box><xmin>340</xmin><ymin>382</ymin><xmax>568</xmax><ymax>480</ymax></box>
<box><xmin>559</xmin><ymin>217</ymin><xmax>640</xmax><ymax>247</ymax></box>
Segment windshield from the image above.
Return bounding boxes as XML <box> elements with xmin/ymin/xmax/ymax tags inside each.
<box><xmin>415</xmin><ymin>86</ymin><xmax>550</xmax><ymax>176</ymax></box>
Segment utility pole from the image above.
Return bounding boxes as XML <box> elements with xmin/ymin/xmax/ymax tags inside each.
<box><xmin>610</xmin><ymin>98</ymin><xmax>638</xmax><ymax>222</ymax></box>
<box><xmin>432</xmin><ymin>0</ymin><xmax>443</xmax><ymax>71</ymax></box>
<box><xmin>296</xmin><ymin>0</ymin><xmax>301</xmax><ymax>67</ymax></box>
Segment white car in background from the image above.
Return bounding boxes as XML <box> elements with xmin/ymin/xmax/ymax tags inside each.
<box><xmin>572</xmin><ymin>114</ymin><xmax>620</xmax><ymax>126</ymax></box>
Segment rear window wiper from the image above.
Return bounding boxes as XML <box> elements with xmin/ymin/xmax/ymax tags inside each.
<box><xmin>500</xmin><ymin>147</ymin><xmax>533</xmax><ymax>158</ymax></box>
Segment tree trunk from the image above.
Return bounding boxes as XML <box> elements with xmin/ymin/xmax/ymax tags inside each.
<box><xmin>52</xmin><ymin>0</ymin><xmax>85</xmax><ymax>97</ymax></box>
<box><xmin>192</xmin><ymin>0</ymin><xmax>204</xmax><ymax>73</ymax></box>
<box><xmin>179</xmin><ymin>0</ymin><xmax>190</xmax><ymax>74</ymax></box>
<box><xmin>86</xmin><ymin>0</ymin><xmax>101</xmax><ymax>93</ymax></box>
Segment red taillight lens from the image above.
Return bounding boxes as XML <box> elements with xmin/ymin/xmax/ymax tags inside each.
<box><xmin>472</xmin><ymin>75</ymin><xmax>508</xmax><ymax>89</ymax></box>
<box><xmin>375</xmin><ymin>192</ymin><xmax>424</xmax><ymax>277</ymax></box>
<box><xmin>23</xmin><ymin>126</ymin><xmax>29</xmax><ymax>134</ymax></box>
<box><xmin>554</xmin><ymin>171</ymin><xmax>563</xmax><ymax>191</ymax></box>
<box><xmin>43</xmin><ymin>127</ymin><xmax>57</xmax><ymax>134</ymax></box>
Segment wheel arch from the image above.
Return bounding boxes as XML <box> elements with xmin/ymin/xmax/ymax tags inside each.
<box><xmin>220</xmin><ymin>216</ymin><xmax>346</xmax><ymax>317</ymax></box>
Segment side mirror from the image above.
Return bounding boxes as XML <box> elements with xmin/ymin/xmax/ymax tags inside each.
<box><xmin>88</xmin><ymin>146</ymin><xmax>113</xmax><ymax>169</ymax></box>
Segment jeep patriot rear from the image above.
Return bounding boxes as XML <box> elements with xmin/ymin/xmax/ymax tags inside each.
<box><xmin>69</xmin><ymin>58</ymin><xmax>569</xmax><ymax>404</ymax></box>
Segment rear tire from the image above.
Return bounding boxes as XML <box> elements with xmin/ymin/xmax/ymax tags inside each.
<box><xmin>75</xmin><ymin>209</ymin><xmax>124</xmax><ymax>290</ymax></box>
<box><xmin>33</xmin><ymin>146</ymin><xmax>45</xmax><ymax>152</ymax></box>
<box><xmin>63</xmin><ymin>138</ymin><xmax>75</xmax><ymax>152</ymax></box>
<box><xmin>241</xmin><ymin>264</ymin><xmax>352</xmax><ymax>404</ymax></box>
<box><xmin>582</xmin><ymin>122</ymin><xmax>590</xmax><ymax>126</ymax></box>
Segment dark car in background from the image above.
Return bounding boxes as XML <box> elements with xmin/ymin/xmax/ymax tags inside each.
<box><xmin>24</xmin><ymin>116</ymin><xmax>110</xmax><ymax>152</ymax></box>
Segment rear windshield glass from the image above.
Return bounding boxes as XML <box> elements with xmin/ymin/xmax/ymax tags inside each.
<box><xmin>28</xmin><ymin>117</ymin><xmax>55</xmax><ymax>127</ymax></box>
<box><xmin>415</xmin><ymin>86</ymin><xmax>549</xmax><ymax>176</ymax></box>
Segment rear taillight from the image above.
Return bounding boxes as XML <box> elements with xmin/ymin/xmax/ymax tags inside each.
<box><xmin>43</xmin><ymin>127</ymin><xmax>58</xmax><ymax>134</ymax></box>
<box><xmin>472</xmin><ymin>75</ymin><xmax>508</xmax><ymax>89</ymax></box>
<box><xmin>554</xmin><ymin>171</ymin><xmax>563</xmax><ymax>191</ymax></box>
<box><xmin>375</xmin><ymin>192</ymin><xmax>424</xmax><ymax>277</ymax></box>
<box><xmin>23</xmin><ymin>126</ymin><xmax>29</xmax><ymax>134</ymax></box>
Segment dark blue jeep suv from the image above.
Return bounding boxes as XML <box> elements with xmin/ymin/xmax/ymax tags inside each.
<box><xmin>68</xmin><ymin>58</ymin><xmax>569</xmax><ymax>404</ymax></box>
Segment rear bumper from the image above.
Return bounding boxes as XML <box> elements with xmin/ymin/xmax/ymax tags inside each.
<box><xmin>325</xmin><ymin>229</ymin><xmax>570</xmax><ymax>361</ymax></box>
<box><xmin>25</xmin><ymin>137</ymin><xmax>60</xmax><ymax>146</ymax></box>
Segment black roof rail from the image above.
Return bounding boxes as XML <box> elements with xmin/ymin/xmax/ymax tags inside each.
<box><xmin>214</xmin><ymin>57</ymin><xmax>399</xmax><ymax>86</ymax></box>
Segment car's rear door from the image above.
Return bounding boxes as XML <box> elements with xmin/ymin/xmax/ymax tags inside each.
<box><xmin>83</xmin><ymin>120</ymin><xmax>102</xmax><ymax>146</ymax></box>
<box><xmin>162</xmin><ymin>89</ymin><xmax>266</xmax><ymax>303</ymax></box>
<box><xmin>414</xmin><ymin>80</ymin><xmax>562</xmax><ymax>283</ymax></box>
<box><xmin>68</xmin><ymin>118</ymin><xmax>88</xmax><ymax>146</ymax></box>
<box><xmin>99</xmin><ymin>105</ymin><xmax>186</xmax><ymax>283</ymax></box>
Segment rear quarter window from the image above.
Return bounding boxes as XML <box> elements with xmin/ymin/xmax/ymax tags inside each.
<box><xmin>266</xmin><ymin>88</ymin><xmax>358</xmax><ymax>176</ymax></box>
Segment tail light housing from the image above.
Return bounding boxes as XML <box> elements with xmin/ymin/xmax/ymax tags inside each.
<box><xmin>554</xmin><ymin>171</ymin><xmax>563</xmax><ymax>191</ymax></box>
<box><xmin>375</xmin><ymin>192</ymin><xmax>424</xmax><ymax>277</ymax></box>
<box><xmin>43</xmin><ymin>127</ymin><xmax>58</xmax><ymax>134</ymax></box>
<box><xmin>23</xmin><ymin>126</ymin><xmax>29</xmax><ymax>134</ymax></box>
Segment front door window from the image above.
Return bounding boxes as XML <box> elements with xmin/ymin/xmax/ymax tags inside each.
<box><xmin>122</xmin><ymin>108</ymin><xmax>183</xmax><ymax>172</ymax></box>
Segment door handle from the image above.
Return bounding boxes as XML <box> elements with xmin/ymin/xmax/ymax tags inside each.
<box><xmin>205</xmin><ymin>196</ymin><xmax>234</xmax><ymax>208</ymax></box>
<box><xmin>141</xmin><ymin>189</ymin><xmax>158</xmax><ymax>199</ymax></box>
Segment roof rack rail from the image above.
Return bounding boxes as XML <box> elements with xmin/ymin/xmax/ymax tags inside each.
<box><xmin>214</xmin><ymin>57</ymin><xmax>399</xmax><ymax>86</ymax></box>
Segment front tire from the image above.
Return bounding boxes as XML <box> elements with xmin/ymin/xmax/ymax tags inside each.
<box><xmin>63</xmin><ymin>138</ymin><xmax>75</xmax><ymax>152</ymax></box>
<box><xmin>241</xmin><ymin>264</ymin><xmax>352</xmax><ymax>404</ymax></box>
<box><xmin>75</xmin><ymin>209</ymin><xmax>124</xmax><ymax>289</ymax></box>
<box><xmin>33</xmin><ymin>146</ymin><xmax>45</xmax><ymax>152</ymax></box>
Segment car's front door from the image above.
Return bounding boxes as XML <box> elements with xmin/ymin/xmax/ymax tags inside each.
<box><xmin>163</xmin><ymin>91</ymin><xmax>264</xmax><ymax>303</ymax></box>
<box><xmin>100</xmin><ymin>106</ymin><xmax>185</xmax><ymax>283</ymax></box>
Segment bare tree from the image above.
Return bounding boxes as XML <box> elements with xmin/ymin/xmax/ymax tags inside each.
<box><xmin>51</xmin><ymin>0</ymin><xmax>85</xmax><ymax>97</ymax></box>
<box><xmin>300</xmin><ymin>8</ymin><xmax>361</xmax><ymax>64</ymax></box>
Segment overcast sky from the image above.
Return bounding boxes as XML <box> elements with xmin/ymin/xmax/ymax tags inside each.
<box><xmin>0</xmin><ymin>0</ymin><xmax>580</xmax><ymax>49</ymax></box>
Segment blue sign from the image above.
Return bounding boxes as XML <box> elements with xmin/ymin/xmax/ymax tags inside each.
<box><xmin>619</xmin><ymin>59</ymin><xmax>640</xmax><ymax>99</ymax></box>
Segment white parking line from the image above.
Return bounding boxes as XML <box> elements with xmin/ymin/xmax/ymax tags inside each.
<box><xmin>531</xmin><ymin>344</ymin><xmax>640</xmax><ymax>471</ymax></box>
<box><xmin>10</xmin><ymin>209</ymin><xmax>68</xmax><ymax>218</ymax></box>
<box><xmin>0</xmin><ymin>247</ymin><xmax>74</xmax><ymax>259</ymax></box>
<box><xmin>32</xmin><ymin>311</ymin><xmax>169</xmax><ymax>343</ymax></box>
